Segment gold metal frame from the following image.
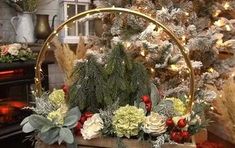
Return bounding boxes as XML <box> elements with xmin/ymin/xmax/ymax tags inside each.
<box><xmin>35</xmin><ymin>7</ymin><xmax>195</xmax><ymax>113</ymax></box>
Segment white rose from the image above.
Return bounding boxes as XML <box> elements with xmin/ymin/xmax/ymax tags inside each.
<box><xmin>81</xmin><ymin>114</ymin><xmax>104</xmax><ymax>140</ymax></box>
<box><xmin>8</xmin><ymin>46</ymin><xmax>19</xmax><ymax>56</ymax></box>
<box><xmin>142</xmin><ymin>112</ymin><xmax>167</xmax><ymax>136</ymax></box>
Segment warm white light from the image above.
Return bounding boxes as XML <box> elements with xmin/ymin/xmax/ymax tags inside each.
<box><xmin>140</xmin><ymin>50</ymin><xmax>146</xmax><ymax>56</ymax></box>
<box><xmin>125</xmin><ymin>42</ymin><xmax>131</xmax><ymax>48</ymax></box>
<box><xmin>150</xmin><ymin>68</ymin><xmax>155</xmax><ymax>73</ymax></box>
<box><xmin>232</xmin><ymin>73</ymin><xmax>235</xmax><ymax>77</ymax></box>
<box><xmin>185</xmin><ymin>12</ymin><xmax>189</xmax><ymax>16</ymax></box>
<box><xmin>225</xmin><ymin>25</ymin><xmax>231</xmax><ymax>31</ymax></box>
<box><xmin>208</xmin><ymin>68</ymin><xmax>214</xmax><ymax>73</ymax></box>
<box><xmin>216</xmin><ymin>39</ymin><xmax>223</xmax><ymax>47</ymax></box>
<box><xmin>213</xmin><ymin>10</ymin><xmax>221</xmax><ymax>17</ymax></box>
<box><xmin>223</xmin><ymin>2</ymin><xmax>230</xmax><ymax>10</ymax></box>
<box><xmin>214</xmin><ymin>19</ymin><xmax>225</xmax><ymax>27</ymax></box>
<box><xmin>170</xmin><ymin>64</ymin><xmax>179</xmax><ymax>71</ymax></box>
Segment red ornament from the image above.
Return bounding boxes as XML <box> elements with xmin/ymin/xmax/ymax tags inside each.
<box><xmin>177</xmin><ymin>118</ymin><xmax>187</xmax><ymax>128</ymax></box>
<box><xmin>141</xmin><ymin>95</ymin><xmax>151</xmax><ymax>103</ymax></box>
<box><xmin>166</xmin><ymin>118</ymin><xmax>175</xmax><ymax>127</ymax></box>
<box><xmin>84</xmin><ymin>112</ymin><xmax>93</xmax><ymax>119</ymax></box>
<box><xmin>62</xmin><ymin>84</ymin><xmax>69</xmax><ymax>94</ymax></box>
<box><xmin>181</xmin><ymin>131</ymin><xmax>190</xmax><ymax>139</ymax></box>
<box><xmin>170</xmin><ymin>131</ymin><xmax>182</xmax><ymax>143</ymax></box>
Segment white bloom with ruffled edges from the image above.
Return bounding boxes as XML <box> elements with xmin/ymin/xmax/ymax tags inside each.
<box><xmin>142</xmin><ymin>112</ymin><xmax>167</xmax><ymax>136</ymax></box>
<box><xmin>81</xmin><ymin>114</ymin><xmax>104</xmax><ymax>140</ymax></box>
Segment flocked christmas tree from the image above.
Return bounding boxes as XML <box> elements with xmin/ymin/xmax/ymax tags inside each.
<box><xmin>52</xmin><ymin>0</ymin><xmax>235</xmax><ymax>145</ymax></box>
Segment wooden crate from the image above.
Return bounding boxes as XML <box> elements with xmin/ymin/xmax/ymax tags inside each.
<box><xmin>35</xmin><ymin>129</ymin><xmax>207</xmax><ymax>148</ymax></box>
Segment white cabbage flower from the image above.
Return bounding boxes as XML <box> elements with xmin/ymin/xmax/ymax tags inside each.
<box><xmin>142</xmin><ymin>112</ymin><xmax>167</xmax><ymax>136</ymax></box>
<box><xmin>81</xmin><ymin>114</ymin><xmax>104</xmax><ymax>140</ymax></box>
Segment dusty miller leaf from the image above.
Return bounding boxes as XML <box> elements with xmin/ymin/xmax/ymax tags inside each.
<box><xmin>59</xmin><ymin>128</ymin><xmax>74</xmax><ymax>144</ymax></box>
<box><xmin>22</xmin><ymin>122</ymin><xmax>35</xmax><ymax>133</ymax></box>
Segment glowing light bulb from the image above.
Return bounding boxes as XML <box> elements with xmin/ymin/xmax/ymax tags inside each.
<box><xmin>223</xmin><ymin>2</ymin><xmax>230</xmax><ymax>10</ymax></box>
<box><xmin>213</xmin><ymin>10</ymin><xmax>221</xmax><ymax>17</ymax></box>
<box><xmin>225</xmin><ymin>25</ymin><xmax>231</xmax><ymax>31</ymax></box>
<box><xmin>125</xmin><ymin>42</ymin><xmax>131</xmax><ymax>48</ymax></box>
<box><xmin>208</xmin><ymin>68</ymin><xmax>214</xmax><ymax>73</ymax></box>
<box><xmin>150</xmin><ymin>68</ymin><xmax>155</xmax><ymax>73</ymax></box>
<box><xmin>140</xmin><ymin>50</ymin><xmax>146</xmax><ymax>56</ymax></box>
<box><xmin>214</xmin><ymin>19</ymin><xmax>225</xmax><ymax>27</ymax></box>
<box><xmin>170</xmin><ymin>64</ymin><xmax>179</xmax><ymax>71</ymax></box>
<box><xmin>216</xmin><ymin>39</ymin><xmax>223</xmax><ymax>47</ymax></box>
<box><xmin>232</xmin><ymin>73</ymin><xmax>235</xmax><ymax>77</ymax></box>
<box><xmin>184</xmin><ymin>12</ymin><xmax>189</xmax><ymax>16</ymax></box>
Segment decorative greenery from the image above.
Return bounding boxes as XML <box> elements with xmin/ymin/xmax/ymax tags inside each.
<box><xmin>68</xmin><ymin>43</ymin><xmax>150</xmax><ymax>111</ymax></box>
<box><xmin>5</xmin><ymin>0</ymin><xmax>38</xmax><ymax>12</ymax></box>
<box><xmin>0</xmin><ymin>43</ymin><xmax>37</xmax><ymax>63</ymax></box>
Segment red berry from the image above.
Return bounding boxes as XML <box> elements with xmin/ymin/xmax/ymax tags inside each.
<box><xmin>177</xmin><ymin>118</ymin><xmax>187</xmax><ymax>128</ymax></box>
<box><xmin>141</xmin><ymin>95</ymin><xmax>151</xmax><ymax>103</ymax></box>
<box><xmin>166</xmin><ymin>118</ymin><xmax>175</xmax><ymax>127</ymax></box>
<box><xmin>62</xmin><ymin>84</ymin><xmax>69</xmax><ymax>94</ymax></box>
<box><xmin>84</xmin><ymin>112</ymin><xmax>93</xmax><ymax>118</ymax></box>
<box><xmin>170</xmin><ymin>131</ymin><xmax>182</xmax><ymax>143</ymax></box>
<box><xmin>181</xmin><ymin>131</ymin><xmax>190</xmax><ymax>139</ymax></box>
<box><xmin>145</xmin><ymin>102</ymin><xmax>152</xmax><ymax>112</ymax></box>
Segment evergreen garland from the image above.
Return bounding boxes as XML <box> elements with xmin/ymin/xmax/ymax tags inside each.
<box><xmin>68</xmin><ymin>43</ymin><xmax>150</xmax><ymax>111</ymax></box>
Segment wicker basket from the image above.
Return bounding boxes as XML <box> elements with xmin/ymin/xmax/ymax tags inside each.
<box><xmin>33</xmin><ymin>7</ymin><xmax>199</xmax><ymax>148</ymax></box>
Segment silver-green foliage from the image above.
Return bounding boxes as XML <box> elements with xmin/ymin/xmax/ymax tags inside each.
<box><xmin>21</xmin><ymin>107</ymin><xmax>80</xmax><ymax>145</ymax></box>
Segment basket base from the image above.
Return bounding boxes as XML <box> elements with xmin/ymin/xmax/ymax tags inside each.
<box><xmin>35</xmin><ymin>136</ymin><xmax>196</xmax><ymax>148</ymax></box>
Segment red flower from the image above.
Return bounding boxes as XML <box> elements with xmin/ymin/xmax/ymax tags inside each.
<box><xmin>75</xmin><ymin>122</ymin><xmax>83</xmax><ymax>136</ymax></box>
<box><xmin>84</xmin><ymin>112</ymin><xmax>93</xmax><ymax>118</ymax></box>
<box><xmin>75</xmin><ymin>112</ymin><xmax>94</xmax><ymax>136</ymax></box>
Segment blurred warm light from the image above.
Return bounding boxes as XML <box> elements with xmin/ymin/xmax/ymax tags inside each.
<box><xmin>185</xmin><ymin>12</ymin><xmax>189</xmax><ymax>16</ymax></box>
<box><xmin>214</xmin><ymin>19</ymin><xmax>225</xmax><ymax>27</ymax></box>
<box><xmin>216</xmin><ymin>39</ymin><xmax>223</xmax><ymax>47</ymax></box>
<box><xmin>140</xmin><ymin>50</ymin><xmax>146</xmax><ymax>56</ymax></box>
<box><xmin>223</xmin><ymin>2</ymin><xmax>230</xmax><ymax>10</ymax></box>
<box><xmin>225</xmin><ymin>25</ymin><xmax>231</xmax><ymax>31</ymax></box>
<box><xmin>150</xmin><ymin>68</ymin><xmax>155</xmax><ymax>73</ymax></box>
<box><xmin>208</xmin><ymin>68</ymin><xmax>215</xmax><ymax>73</ymax></box>
<box><xmin>170</xmin><ymin>64</ymin><xmax>179</xmax><ymax>71</ymax></box>
<box><xmin>213</xmin><ymin>10</ymin><xmax>221</xmax><ymax>17</ymax></box>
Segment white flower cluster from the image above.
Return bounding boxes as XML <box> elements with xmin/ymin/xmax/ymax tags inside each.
<box><xmin>142</xmin><ymin>112</ymin><xmax>167</xmax><ymax>136</ymax></box>
<box><xmin>81</xmin><ymin>114</ymin><xmax>104</xmax><ymax>140</ymax></box>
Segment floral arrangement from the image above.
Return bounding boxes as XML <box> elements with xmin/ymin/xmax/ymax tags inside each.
<box><xmin>21</xmin><ymin>89</ymin><xmax>80</xmax><ymax>146</ymax></box>
<box><xmin>0</xmin><ymin>43</ymin><xmax>37</xmax><ymax>63</ymax></box>
<box><xmin>5</xmin><ymin>0</ymin><xmax>38</xmax><ymax>13</ymax></box>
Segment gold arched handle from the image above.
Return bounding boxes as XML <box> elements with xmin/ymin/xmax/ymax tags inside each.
<box><xmin>35</xmin><ymin>7</ymin><xmax>195</xmax><ymax>113</ymax></box>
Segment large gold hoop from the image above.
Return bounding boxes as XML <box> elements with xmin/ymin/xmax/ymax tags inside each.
<box><xmin>35</xmin><ymin>7</ymin><xmax>195</xmax><ymax>113</ymax></box>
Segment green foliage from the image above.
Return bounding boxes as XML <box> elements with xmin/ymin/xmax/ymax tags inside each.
<box><xmin>155</xmin><ymin>100</ymin><xmax>175</xmax><ymax>117</ymax></box>
<box><xmin>69</xmin><ymin>43</ymin><xmax>150</xmax><ymax>111</ymax></box>
<box><xmin>69</xmin><ymin>56</ymin><xmax>108</xmax><ymax>111</ymax></box>
<box><xmin>21</xmin><ymin>107</ymin><xmax>80</xmax><ymax>145</ymax></box>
